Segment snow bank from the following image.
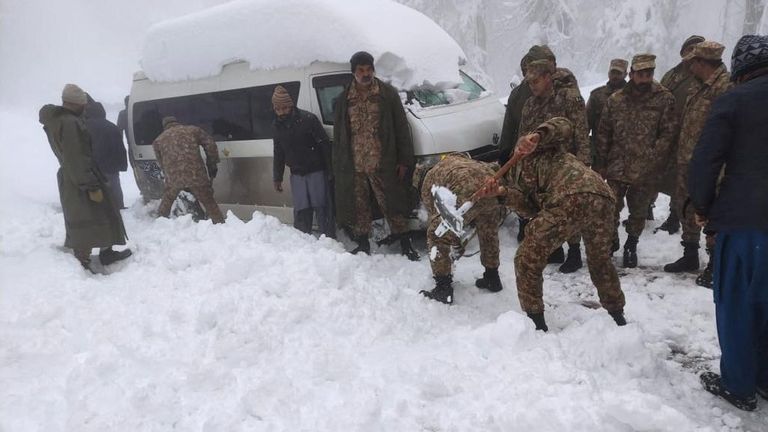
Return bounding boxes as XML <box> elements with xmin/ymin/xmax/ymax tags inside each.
<box><xmin>140</xmin><ymin>0</ymin><xmax>467</xmax><ymax>90</ymax></box>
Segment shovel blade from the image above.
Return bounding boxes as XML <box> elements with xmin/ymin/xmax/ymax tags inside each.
<box><xmin>431</xmin><ymin>187</ymin><xmax>468</xmax><ymax>237</ymax></box>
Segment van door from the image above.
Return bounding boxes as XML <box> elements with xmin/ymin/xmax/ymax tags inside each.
<box><xmin>309</xmin><ymin>73</ymin><xmax>352</xmax><ymax>137</ymax></box>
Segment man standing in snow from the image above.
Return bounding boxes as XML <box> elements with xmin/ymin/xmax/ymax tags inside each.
<box><xmin>518</xmin><ymin>58</ymin><xmax>590</xmax><ymax>274</ymax></box>
<box><xmin>39</xmin><ymin>84</ymin><xmax>131</xmax><ymax>271</ymax></box>
<box><xmin>477</xmin><ymin>117</ymin><xmax>626</xmax><ymax>331</ymax></box>
<box><xmin>85</xmin><ymin>101</ymin><xmax>128</xmax><ymax>209</ymax></box>
<box><xmin>595</xmin><ymin>54</ymin><xmax>677</xmax><ymax>268</ymax></box>
<box><xmin>416</xmin><ymin>154</ymin><xmax>503</xmax><ymax>305</ymax></box>
<box><xmin>586</xmin><ymin>58</ymin><xmax>628</xmax><ymax>167</ymax></box>
<box><xmin>663</xmin><ymin>41</ymin><xmax>731</xmax><ymax>278</ymax></box>
<box><xmin>332</xmin><ymin>51</ymin><xmax>419</xmax><ymax>261</ymax></box>
<box><xmin>152</xmin><ymin>117</ymin><xmax>225</xmax><ymax>224</ymax></box>
<box><xmin>655</xmin><ymin>35</ymin><xmax>706</xmax><ymax>235</ymax></box>
<box><xmin>690</xmin><ymin>34</ymin><xmax>768</xmax><ymax>412</ymax></box>
<box><xmin>272</xmin><ymin>85</ymin><xmax>335</xmax><ymax>237</ymax></box>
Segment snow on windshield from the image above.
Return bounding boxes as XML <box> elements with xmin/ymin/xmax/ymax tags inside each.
<box><xmin>140</xmin><ymin>0</ymin><xmax>467</xmax><ymax>91</ymax></box>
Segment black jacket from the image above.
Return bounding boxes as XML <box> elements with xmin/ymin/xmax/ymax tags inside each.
<box><xmin>272</xmin><ymin>108</ymin><xmax>330</xmax><ymax>181</ymax></box>
<box><xmin>688</xmin><ymin>73</ymin><xmax>768</xmax><ymax>231</ymax></box>
<box><xmin>85</xmin><ymin>103</ymin><xmax>128</xmax><ymax>174</ymax></box>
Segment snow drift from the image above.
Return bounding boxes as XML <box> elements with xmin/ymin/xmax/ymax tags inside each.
<box><xmin>140</xmin><ymin>0</ymin><xmax>467</xmax><ymax>90</ymax></box>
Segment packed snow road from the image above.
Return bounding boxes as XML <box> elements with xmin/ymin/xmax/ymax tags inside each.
<box><xmin>1</xmin><ymin>193</ymin><xmax>767</xmax><ymax>431</ymax></box>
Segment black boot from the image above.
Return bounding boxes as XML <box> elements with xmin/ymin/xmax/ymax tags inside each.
<box><xmin>608</xmin><ymin>309</ymin><xmax>627</xmax><ymax>326</ymax></box>
<box><xmin>351</xmin><ymin>236</ymin><xmax>371</xmax><ymax>255</ymax></box>
<box><xmin>99</xmin><ymin>247</ymin><xmax>133</xmax><ymax>266</ymax></box>
<box><xmin>475</xmin><ymin>267</ymin><xmax>503</xmax><ymax>292</ymax></box>
<box><xmin>527</xmin><ymin>312</ymin><xmax>548</xmax><ymax>332</ymax></box>
<box><xmin>517</xmin><ymin>217</ymin><xmax>529</xmax><ymax>243</ymax></box>
<box><xmin>547</xmin><ymin>246</ymin><xmax>565</xmax><ymax>264</ymax></box>
<box><xmin>700</xmin><ymin>372</ymin><xmax>757</xmax><ymax>411</ymax></box>
<box><xmin>399</xmin><ymin>234</ymin><xmax>420</xmax><ymax>262</ymax></box>
<box><xmin>622</xmin><ymin>235</ymin><xmax>638</xmax><ymax>268</ymax></box>
<box><xmin>420</xmin><ymin>275</ymin><xmax>453</xmax><ymax>304</ymax></box>
<box><xmin>559</xmin><ymin>243</ymin><xmax>583</xmax><ymax>273</ymax></box>
<box><xmin>655</xmin><ymin>212</ymin><xmax>680</xmax><ymax>234</ymax></box>
<box><xmin>663</xmin><ymin>241</ymin><xmax>700</xmax><ymax>273</ymax></box>
<box><xmin>696</xmin><ymin>247</ymin><xmax>714</xmax><ymax>288</ymax></box>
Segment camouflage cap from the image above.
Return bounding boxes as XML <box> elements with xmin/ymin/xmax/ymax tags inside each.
<box><xmin>162</xmin><ymin>116</ymin><xmax>179</xmax><ymax>129</ymax></box>
<box><xmin>683</xmin><ymin>41</ymin><xmax>725</xmax><ymax>62</ymax></box>
<box><xmin>525</xmin><ymin>59</ymin><xmax>555</xmax><ymax>78</ymax></box>
<box><xmin>526</xmin><ymin>45</ymin><xmax>556</xmax><ymax>63</ymax></box>
<box><xmin>680</xmin><ymin>35</ymin><xmax>705</xmax><ymax>56</ymax></box>
<box><xmin>631</xmin><ymin>53</ymin><xmax>656</xmax><ymax>71</ymax></box>
<box><xmin>609</xmin><ymin>58</ymin><xmax>629</xmax><ymax>73</ymax></box>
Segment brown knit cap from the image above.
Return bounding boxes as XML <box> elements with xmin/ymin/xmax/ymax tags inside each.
<box><xmin>272</xmin><ymin>85</ymin><xmax>293</xmax><ymax>108</ymax></box>
<box><xmin>680</xmin><ymin>35</ymin><xmax>705</xmax><ymax>56</ymax></box>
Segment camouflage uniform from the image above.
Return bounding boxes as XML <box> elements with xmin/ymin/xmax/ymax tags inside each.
<box><xmin>586</xmin><ymin>59</ymin><xmax>628</xmax><ymax>167</ymax></box>
<box><xmin>595</xmin><ymin>56</ymin><xmax>677</xmax><ymax>241</ymax></box>
<box><xmin>152</xmin><ymin>119</ymin><xmax>224</xmax><ymax>223</ymax></box>
<box><xmin>503</xmin><ymin>118</ymin><xmax>625</xmax><ymax>314</ymax></box>
<box><xmin>421</xmin><ymin>154</ymin><xmax>501</xmax><ymax>277</ymax></box>
<box><xmin>675</xmin><ymin>50</ymin><xmax>732</xmax><ymax>243</ymax></box>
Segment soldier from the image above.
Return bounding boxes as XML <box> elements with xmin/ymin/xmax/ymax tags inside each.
<box><xmin>586</xmin><ymin>59</ymin><xmax>628</xmax><ymax>166</ymax></box>
<box><xmin>417</xmin><ymin>154</ymin><xmax>503</xmax><ymax>304</ymax></box>
<box><xmin>152</xmin><ymin>116</ymin><xmax>225</xmax><ymax>224</ymax></box>
<box><xmin>664</xmin><ymin>41</ymin><xmax>732</xmax><ymax>275</ymax></box>
<box><xmin>518</xmin><ymin>58</ymin><xmax>591</xmax><ymax>274</ymax></box>
<box><xmin>332</xmin><ymin>51</ymin><xmax>419</xmax><ymax>261</ymax></box>
<box><xmin>478</xmin><ymin>118</ymin><xmax>626</xmax><ymax>331</ymax></box>
<box><xmin>39</xmin><ymin>84</ymin><xmax>131</xmax><ymax>271</ymax></box>
<box><xmin>655</xmin><ymin>35</ymin><xmax>706</xmax><ymax>234</ymax></box>
<box><xmin>272</xmin><ymin>85</ymin><xmax>335</xmax><ymax>237</ymax></box>
<box><xmin>595</xmin><ymin>54</ymin><xmax>677</xmax><ymax>268</ymax></box>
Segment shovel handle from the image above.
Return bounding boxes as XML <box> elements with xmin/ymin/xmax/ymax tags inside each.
<box><xmin>469</xmin><ymin>151</ymin><xmax>526</xmax><ymax>201</ymax></box>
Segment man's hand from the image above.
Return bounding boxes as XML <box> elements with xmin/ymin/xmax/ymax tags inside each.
<box><xmin>274</xmin><ymin>181</ymin><xmax>283</xmax><ymax>192</ymax></box>
<box><xmin>88</xmin><ymin>189</ymin><xmax>104</xmax><ymax>203</ymax></box>
<box><xmin>694</xmin><ymin>213</ymin><xmax>708</xmax><ymax>228</ymax></box>
<box><xmin>396</xmin><ymin>164</ymin><xmax>409</xmax><ymax>181</ymax></box>
<box><xmin>514</xmin><ymin>133</ymin><xmax>540</xmax><ymax>157</ymax></box>
<box><xmin>208</xmin><ymin>165</ymin><xmax>218</xmax><ymax>179</ymax></box>
<box><xmin>475</xmin><ymin>177</ymin><xmax>506</xmax><ymax>199</ymax></box>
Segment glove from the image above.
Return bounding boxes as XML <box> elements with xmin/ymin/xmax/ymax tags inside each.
<box><xmin>208</xmin><ymin>165</ymin><xmax>218</xmax><ymax>179</ymax></box>
<box><xmin>88</xmin><ymin>189</ymin><xmax>104</xmax><ymax>203</ymax></box>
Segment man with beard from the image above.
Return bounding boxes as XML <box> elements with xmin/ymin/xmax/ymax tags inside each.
<box><xmin>595</xmin><ymin>54</ymin><xmax>677</xmax><ymax>268</ymax></box>
<box><xmin>586</xmin><ymin>59</ymin><xmax>628</xmax><ymax>167</ymax></box>
<box><xmin>272</xmin><ymin>85</ymin><xmax>334</xmax><ymax>237</ymax></box>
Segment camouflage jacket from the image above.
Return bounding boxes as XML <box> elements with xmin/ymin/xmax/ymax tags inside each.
<box><xmin>152</xmin><ymin>124</ymin><xmax>219</xmax><ymax>189</ymax></box>
<box><xmin>595</xmin><ymin>82</ymin><xmax>677</xmax><ymax>186</ymax></box>
<box><xmin>518</xmin><ymin>81</ymin><xmax>590</xmax><ymax>166</ymax></box>
<box><xmin>677</xmin><ymin>65</ymin><xmax>732</xmax><ymax>166</ymax></box>
<box><xmin>661</xmin><ymin>62</ymin><xmax>698</xmax><ymax>123</ymax></box>
<box><xmin>586</xmin><ymin>82</ymin><xmax>626</xmax><ymax>133</ymax></box>
<box><xmin>503</xmin><ymin>118</ymin><xmax>615</xmax><ymax>218</ymax></box>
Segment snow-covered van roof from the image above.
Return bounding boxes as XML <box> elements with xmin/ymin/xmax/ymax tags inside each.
<box><xmin>140</xmin><ymin>0</ymin><xmax>467</xmax><ymax>90</ymax></box>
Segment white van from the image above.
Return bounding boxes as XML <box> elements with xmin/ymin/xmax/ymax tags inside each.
<box><xmin>128</xmin><ymin>0</ymin><xmax>504</xmax><ymax>223</ymax></box>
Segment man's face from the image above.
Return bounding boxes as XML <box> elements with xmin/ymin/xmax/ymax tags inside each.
<box><xmin>608</xmin><ymin>70</ymin><xmax>627</xmax><ymax>86</ymax></box>
<box><xmin>527</xmin><ymin>72</ymin><xmax>552</xmax><ymax>97</ymax></box>
<box><xmin>354</xmin><ymin>64</ymin><xmax>375</xmax><ymax>87</ymax></box>
<box><xmin>630</xmin><ymin>69</ymin><xmax>654</xmax><ymax>92</ymax></box>
<box><xmin>274</xmin><ymin>105</ymin><xmax>292</xmax><ymax>120</ymax></box>
<box><xmin>687</xmin><ymin>58</ymin><xmax>707</xmax><ymax>80</ymax></box>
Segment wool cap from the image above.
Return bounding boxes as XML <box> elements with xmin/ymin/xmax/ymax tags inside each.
<box><xmin>680</xmin><ymin>35</ymin><xmax>705</xmax><ymax>56</ymax></box>
<box><xmin>350</xmin><ymin>51</ymin><xmax>375</xmax><ymax>72</ymax></box>
<box><xmin>61</xmin><ymin>84</ymin><xmax>87</xmax><ymax>105</ymax></box>
<box><xmin>731</xmin><ymin>34</ymin><xmax>768</xmax><ymax>81</ymax></box>
<box><xmin>271</xmin><ymin>85</ymin><xmax>294</xmax><ymax>108</ymax></box>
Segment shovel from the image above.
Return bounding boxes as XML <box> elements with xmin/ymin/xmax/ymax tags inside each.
<box><xmin>431</xmin><ymin>150</ymin><xmax>526</xmax><ymax>237</ymax></box>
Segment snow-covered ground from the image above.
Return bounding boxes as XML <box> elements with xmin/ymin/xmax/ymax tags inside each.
<box><xmin>2</xmin><ymin>109</ymin><xmax>768</xmax><ymax>431</ymax></box>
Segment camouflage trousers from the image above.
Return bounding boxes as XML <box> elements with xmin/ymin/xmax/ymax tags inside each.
<box><xmin>426</xmin><ymin>200</ymin><xmax>500</xmax><ymax>277</ymax></box>
<box><xmin>351</xmin><ymin>172</ymin><xmax>408</xmax><ymax>237</ymax></box>
<box><xmin>515</xmin><ymin>193</ymin><xmax>625</xmax><ymax>314</ymax></box>
<box><xmin>158</xmin><ymin>184</ymin><xmax>225</xmax><ymax>224</ymax></box>
<box><xmin>673</xmin><ymin>163</ymin><xmax>702</xmax><ymax>243</ymax></box>
<box><xmin>608</xmin><ymin>181</ymin><xmax>655</xmax><ymax>238</ymax></box>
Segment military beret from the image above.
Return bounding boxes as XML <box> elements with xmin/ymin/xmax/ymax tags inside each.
<box><xmin>609</xmin><ymin>58</ymin><xmax>629</xmax><ymax>73</ymax></box>
<box><xmin>526</xmin><ymin>59</ymin><xmax>555</xmax><ymax>78</ymax></box>
<box><xmin>683</xmin><ymin>41</ymin><xmax>725</xmax><ymax>62</ymax></box>
<box><xmin>526</xmin><ymin>45</ymin><xmax>556</xmax><ymax>63</ymax></box>
<box><xmin>680</xmin><ymin>35</ymin><xmax>705</xmax><ymax>56</ymax></box>
<box><xmin>631</xmin><ymin>54</ymin><xmax>656</xmax><ymax>71</ymax></box>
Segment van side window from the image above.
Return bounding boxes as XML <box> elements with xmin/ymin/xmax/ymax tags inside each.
<box><xmin>312</xmin><ymin>74</ymin><xmax>352</xmax><ymax>125</ymax></box>
<box><xmin>132</xmin><ymin>81</ymin><xmax>300</xmax><ymax>145</ymax></box>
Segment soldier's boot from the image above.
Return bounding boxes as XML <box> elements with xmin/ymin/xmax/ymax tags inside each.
<box><xmin>517</xmin><ymin>217</ymin><xmax>529</xmax><ymax>243</ymax></box>
<box><xmin>622</xmin><ymin>235</ymin><xmax>638</xmax><ymax>268</ymax></box>
<box><xmin>696</xmin><ymin>247</ymin><xmax>714</xmax><ymax>289</ymax></box>
<box><xmin>351</xmin><ymin>236</ymin><xmax>371</xmax><ymax>255</ymax></box>
<box><xmin>526</xmin><ymin>312</ymin><xmax>548</xmax><ymax>332</ymax></box>
<box><xmin>547</xmin><ymin>246</ymin><xmax>565</xmax><ymax>264</ymax></box>
<box><xmin>608</xmin><ymin>309</ymin><xmax>627</xmax><ymax>326</ymax></box>
<box><xmin>74</xmin><ymin>249</ymin><xmax>96</xmax><ymax>274</ymax></box>
<box><xmin>420</xmin><ymin>275</ymin><xmax>453</xmax><ymax>305</ymax></box>
<box><xmin>559</xmin><ymin>243</ymin><xmax>583</xmax><ymax>273</ymax></box>
<box><xmin>663</xmin><ymin>241</ymin><xmax>700</xmax><ymax>273</ymax></box>
<box><xmin>655</xmin><ymin>212</ymin><xmax>680</xmax><ymax>234</ymax></box>
<box><xmin>399</xmin><ymin>234</ymin><xmax>420</xmax><ymax>262</ymax></box>
<box><xmin>475</xmin><ymin>267</ymin><xmax>503</xmax><ymax>292</ymax></box>
<box><xmin>700</xmin><ymin>372</ymin><xmax>757</xmax><ymax>412</ymax></box>
<box><xmin>646</xmin><ymin>203</ymin><xmax>655</xmax><ymax>221</ymax></box>
<box><xmin>99</xmin><ymin>247</ymin><xmax>133</xmax><ymax>266</ymax></box>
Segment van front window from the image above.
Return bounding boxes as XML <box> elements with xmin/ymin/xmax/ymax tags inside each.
<box><xmin>406</xmin><ymin>71</ymin><xmax>485</xmax><ymax>108</ymax></box>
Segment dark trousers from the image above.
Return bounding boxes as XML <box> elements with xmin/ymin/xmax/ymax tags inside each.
<box><xmin>713</xmin><ymin>230</ymin><xmax>768</xmax><ymax>397</ymax></box>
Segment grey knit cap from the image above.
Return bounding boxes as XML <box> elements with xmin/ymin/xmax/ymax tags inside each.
<box><xmin>61</xmin><ymin>84</ymin><xmax>87</xmax><ymax>105</ymax></box>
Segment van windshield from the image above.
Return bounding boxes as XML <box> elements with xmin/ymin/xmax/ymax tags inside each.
<box><xmin>406</xmin><ymin>71</ymin><xmax>485</xmax><ymax>108</ymax></box>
